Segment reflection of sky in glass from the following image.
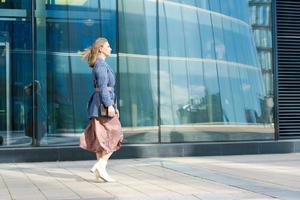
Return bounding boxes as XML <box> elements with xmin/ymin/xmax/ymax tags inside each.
<box><xmin>157</xmin><ymin>0</ymin><xmax>269</xmax><ymax>126</ymax></box>
<box><xmin>0</xmin><ymin>0</ymin><xmax>275</xmax><ymax>147</ymax></box>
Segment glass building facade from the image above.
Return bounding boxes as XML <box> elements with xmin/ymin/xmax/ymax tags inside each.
<box><xmin>0</xmin><ymin>0</ymin><xmax>274</xmax><ymax>148</ymax></box>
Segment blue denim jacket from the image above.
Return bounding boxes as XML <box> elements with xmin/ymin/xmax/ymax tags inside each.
<box><xmin>87</xmin><ymin>58</ymin><xmax>116</xmax><ymax>119</ymax></box>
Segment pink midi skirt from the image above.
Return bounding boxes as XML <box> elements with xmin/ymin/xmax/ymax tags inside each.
<box><xmin>79</xmin><ymin>116</ymin><xmax>123</xmax><ymax>153</ymax></box>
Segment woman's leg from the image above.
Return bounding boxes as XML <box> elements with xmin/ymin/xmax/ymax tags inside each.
<box><xmin>92</xmin><ymin>117</ymin><xmax>117</xmax><ymax>182</ymax></box>
<box><xmin>100</xmin><ymin>151</ymin><xmax>113</xmax><ymax>161</ymax></box>
<box><xmin>92</xmin><ymin>150</ymin><xmax>107</xmax><ymax>171</ymax></box>
<box><xmin>96</xmin><ymin>150</ymin><xmax>112</xmax><ymax>160</ymax></box>
<box><xmin>91</xmin><ymin>152</ymin><xmax>101</xmax><ymax>173</ymax></box>
<box><xmin>95</xmin><ymin>151</ymin><xmax>115</xmax><ymax>182</ymax></box>
<box><xmin>96</xmin><ymin>152</ymin><xmax>102</xmax><ymax>160</ymax></box>
<box><xmin>91</xmin><ymin>118</ymin><xmax>102</xmax><ymax>172</ymax></box>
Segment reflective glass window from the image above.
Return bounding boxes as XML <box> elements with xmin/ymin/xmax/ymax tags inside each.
<box><xmin>209</xmin><ymin>0</ymin><xmax>221</xmax><ymax>13</ymax></box>
<box><xmin>158</xmin><ymin>0</ymin><xmax>274</xmax><ymax>142</ymax></box>
<box><xmin>35</xmin><ymin>0</ymin><xmax>117</xmax><ymax>145</ymax></box>
<box><xmin>0</xmin><ymin>0</ymin><xmax>275</xmax><ymax>147</ymax></box>
<box><xmin>0</xmin><ymin>1</ymin><xmax>33</xmax><ymax>146</ymax></box>
<box><xmin>119</xmin><ymin>0</ymin><xmax>158</xmax><ymax>143</ymax></box>
<box><xmin>198</xmin><ymin>11</ymin><xmax>215</xmax><ymax>59</ymax></box>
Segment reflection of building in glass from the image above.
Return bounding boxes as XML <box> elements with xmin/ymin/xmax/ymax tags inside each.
<box><xmin>157</xmin><ymin>1</ymin><xmax>269</xmax><ymax>127</ymax></box>
<box><xmin>176</xmin><ymin>93</ymin><xmax>222</xmax><ymax>124</ymax></box>
<box><xmin>0</xmin><ymin>0</ymin><xmax>275</xmax><ymax>148</ymax></box>
<box><xmin>249</xmin><ymin>0</ymin><xmax>273</xmax><ymax>101</ymax></box>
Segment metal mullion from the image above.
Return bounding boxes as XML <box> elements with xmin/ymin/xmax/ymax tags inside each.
<box><xmin>156</xmin><ymin>0</ymin><xmax>161</xmax><ymax>144</ymax></box>
<box><xmin>31</xmin><ymin>0</ymin><xmax>38</xmax><ymax>146</ymax></box>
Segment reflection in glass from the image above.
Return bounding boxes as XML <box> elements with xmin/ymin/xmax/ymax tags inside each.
<box><xmin>249</xmin><ymin>0</ymin><xmax>273</xmax><ymax>112</ymax></box>
<box><xmin>0</xmin><ymin>6</ymin><xmax>33</xmax><ymax>146</ymax></box>
<box><xmin>35</xmin><ymin>0</ymin><xmax>117</xmax><ymax>145</ymax></box>
<box><xmin>1</xmin><ymin>0</ymin><xmax>275</xmax><ymax>147</ymax></box>
<box><xmin>159</xmin><ymin>0</ymin><xmax>274</xmax><ymax>142</ymax></box>
<box><xmin>118</xmin><ymin>0</ymin><xmax>158</xmax><ymax>143</ymax></box>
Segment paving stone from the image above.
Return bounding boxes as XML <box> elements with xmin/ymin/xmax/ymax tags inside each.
<box><xmin>0</xmin><ymin>153</ymin><xmax>299</xmax><ymax>200</ymax></box>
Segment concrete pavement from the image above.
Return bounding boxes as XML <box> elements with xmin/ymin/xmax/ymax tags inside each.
<box><xmin>0</xmin><ymin>153</ymin><xmax>300</xmax><ymax>200</ymax></box>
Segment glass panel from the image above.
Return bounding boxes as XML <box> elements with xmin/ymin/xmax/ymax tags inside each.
<box><xmin>198</xmin><ymin>11</ymin><xmax>215</xmax><ymax>59</ymax></box>
<box><xmin>35</xmin><ymin>0</ymin><xmax>117</xmax><ymax>146</ymax></box>
<box><xmin>161</xmin><ymin>2</ymin><xmax>185</xmax><ymax>57</ymax></box>
<box><xmin>218</xmin><ymin>64</ymin><xmax>236</xmax><ymax>123</ymax></box>
<box><xmin>209</xmin><ymin>0</ymin><xmax>221</xmax><ymax>13</ymax></box>
<box><xmin>0</xmin><ymin>1</ymin><xmax>31</xmax><ymax>10</ymax></box>
<box><xmin>0</xmin><ymin>1</ymin><xmax>33</xmax><ymax>147</ymax></box>
<box><xmin>0</xmin><ymin>0</ymin><xmax>275</xmax><ymax>148</ymax></box>
<box><xmin>118</xmin><ymin>0</ymin><xmax>158</xmax><ymax>143</ymax></box>
<box><xmin>248</xmin><ymin>0</ymin><xmax>273</xmax><ymax>119</ymax></box>
<box><xmin>159</xmin><ymin>0</ymin><xmax>274</xmax><ymax>142</ymax></box>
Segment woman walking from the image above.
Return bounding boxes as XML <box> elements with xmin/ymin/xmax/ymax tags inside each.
<box><xmin>79</xmin><ymin>37</ymin><xmax>123</xmax><ymax>182</ymax></box>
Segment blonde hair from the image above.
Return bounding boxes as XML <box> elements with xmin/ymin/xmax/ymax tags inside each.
<box><xmin>79</xmin><ymin>37</ymin><xmax>108</xmax><ymax>67</ymax></box>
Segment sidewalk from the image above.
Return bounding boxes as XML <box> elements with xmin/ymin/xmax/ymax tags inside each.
<box><xmin>0</xmin><ymin>153</ymin><xmax>300</xmax><ymax>200</ymax></box>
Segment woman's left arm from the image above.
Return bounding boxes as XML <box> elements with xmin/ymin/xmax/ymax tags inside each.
<box><xmin>96</xmin><ymin>65</ymin><xmax>114</xmax><ymax>107</ymax></box>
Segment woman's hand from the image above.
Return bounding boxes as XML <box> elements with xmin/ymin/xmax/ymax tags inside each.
<box><xmin>108</xmin><ymin>105</ymin><xmax>116</xmax><ymax>117</ymax></box>
<box><xmin>115</xmin><ymin>108</ymin><xmax>120</xmax><ymax>118</ymax></box>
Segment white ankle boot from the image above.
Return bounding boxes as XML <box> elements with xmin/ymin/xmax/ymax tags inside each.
<box><xmin>90</xmin><ymin>162</ymin><xmax>100</xmax><ymax>180</ymax></box>
<box><xmin>90</xmin><ymin>163</ymin><xmax>97</xmax><ymax>173</ymax></box>
<box><xmin>95</xmin><ymin>159</ymin><xmax>115</xmax><ymax>182</ymax></box>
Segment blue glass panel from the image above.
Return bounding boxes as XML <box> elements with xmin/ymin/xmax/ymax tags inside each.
<box><xmin>159</xmin><ymin>59</ymin><xmax>174</xmax><ymax>125</ymax></box>
<box><xmin>163</xmin><ymin>2</ymin><xmax>185</xmax><ymax>57</ymax></box>
<box><xmin>209</xmin><ymin>0</ymin><xmax>221</xmax><ymax>13</ymax></box>
<box><xmin>198</xmin><ymin>11</ymin><xmax>215</xmax><ymax>59</ymax></box>
<box><xmin>211</xmin><ymin>15</ymin><xmax>226</xmax><ymax>60</ymax></box>
<box><xmin>228</xmin><ymin>0</ymin><xmax>237</xmax><ymax>19</ymax></box>
<box><xmin>231</xmin><ymin>22</ymin><xmax>243</xmax><ymax>63</ymax></box>
<box><xmin>0</xmin><ymin>19</ymin><xmax>33</xmax><ymax>146</ymax></box>
<box><xmin>47</xmin><ymin>55</ymin><xmax>75</xmax><ymax>133</ymax></box>
<box><xmin>0</xmin><ymin>0</ymin><xmax>275</xmax><ymax>148</ymax></box>
<box><xmin>229</xmin><ymin>67</ymin><xmax>246</xmax><ymax>123</ymax></box>
<box><xmin>159</xmin><ymin>3</ymin><xmax>168</xmax><ymax>57</ymax></box>
<box><xmin>159</xmin><ymin>0</ymin><xmax>274</xmax><ymax>142</ymax></box>
<box><xmin>220</xmin><ymin>0</ymin><xmax>230</xmax><ymax>16</ymax></box>
<box><xmin>170</xmin><ymin>60</ymin><xmax>190</xmax><ymax>124</ymax></box>
<box><xmin>0</xmin><ymin>1</ymin><xmax>31</xmax><ymax>10</ymax></box>
<box><xmin>239</xmin><ymin>69</ymin><xmax>255</xmax><ymax>123</ymax></box>
<box><xmin>186</xmin><ymin>61</ymin><xmax>207</xmax><ymax>122</ymax></box>
<box><xmin>203</xmin><ymin>62</ymin><xmax>222</xmax><ymax>122</ymax></box>
<box><xmin>195</xmin><ymin>0</ymin><xmax>209</xmax><ymax>9</ymax></box>
<box><xmin>239</xmin><ymin>24</ymin><xmax>252</xmax><ymax>65</ymax></box>
<box><xmin>35</xmin><ymin>0</ymin><xmax>118</xmax><ymax>145</ymax></box>
<box><xmin>181</xmin><ymin>5</ymin><xmax>202</xmax><ymax>58</ymax></box>
<box><xmin>119</xmin><ymin>0</ymin><xmax>156</xmax><ymax>55</ymax></box>
<box><xmin>217</xmin><ymin>64</ymin><xmax>236</xmax><ymax>123</ymax></box>
<box><xmin>118</xmin><ymin>0</ymin><xmax>158</xmax><ymax>143</ymax></box>
<box><xmin>180</xmin><ymin>0</ymin><xmax>196</xmax><ymax>6</ymax></box>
